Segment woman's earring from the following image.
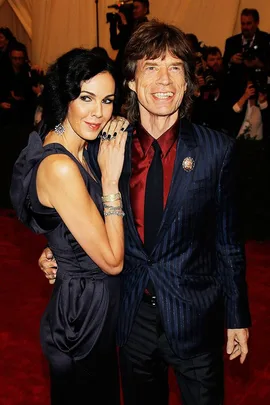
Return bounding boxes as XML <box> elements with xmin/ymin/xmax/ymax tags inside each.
<box><xmin>54</xmin><ymin>123</ymin><xmax>65</xmax><ymax>135</ymax></box>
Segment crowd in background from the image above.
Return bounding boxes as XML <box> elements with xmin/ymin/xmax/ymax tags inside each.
<box><xmin>1</xmin><ymin>6</ymin><xmax>270</xmax><ymax>241</ymax></box>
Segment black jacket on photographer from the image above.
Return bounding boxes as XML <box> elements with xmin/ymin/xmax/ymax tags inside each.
<box><xmin>223</xmin><ymin>29</ymin><xmax>270</xmax><ymax>87</ymax></box>
<box><xmin>110</xmin><ymin>15</ymin><xmax>148</xmax><ymax>73</ymax></box>
<box><xmin>224</xmin><ymin>29</ymin><xmax>270</xmax><ymax>69</ymax></box>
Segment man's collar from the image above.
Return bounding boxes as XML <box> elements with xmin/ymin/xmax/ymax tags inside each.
<box><xmin>135</xmin><ymin>119</ymin><xmax>180</xmax><ymax>157</ymax></box>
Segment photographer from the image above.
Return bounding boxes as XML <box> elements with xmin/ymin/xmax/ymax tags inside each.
<box><xmin>230</xmin><ymin>75</ymin><xmax>270</xmax><ymax>241</ymax></box>
<box><xmin>223</xmin><ymin>8</ymin><xmax>270</xmax><ymax>94</ymax></box>
<box><xmin>108</xmin><ymin>0</ymin><xmax>149</xmax><ymax>74</ymax></box>
<box><xmin>0</xmin><ymin>41</ymin><xmax>43</xmax><ymax>127</ymax></box>
<box><xmin>191</xmin><ymin>46</ymin><xmax>228</xmax><ymax>131</ymax></box>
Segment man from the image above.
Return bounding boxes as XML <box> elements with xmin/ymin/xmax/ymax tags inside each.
<box><xmin>191</xmin><ymin>46</ymin><xmax>228</xmax><ymax>131</ymax></box>
<box><xmin>39</xmin><ymin>21</ymin><xmax>250</xmax><ymax>405</ymax></box>
<box><xmin>204</xmin><ymin>46</ymin><xmax>223</xmax><ymax>73</ymax></box>
<box><xmin>109</xmin><ymin>0</ymin><xmax>149</xmax><ymax>110</ymax></box>
<box><xmin>223</xmin><ymin>8</ymin><xmax>270</xmax><ymax>87</ymax></box>
<box><xmin>0</xmin><ymin>41</ymin><xmax>42</xmax><ymax>127</ymax></box>
<box><xmin>109</xmin><ymin>0</ymin><xmax>149</xmax><ymax>68</ymax></box>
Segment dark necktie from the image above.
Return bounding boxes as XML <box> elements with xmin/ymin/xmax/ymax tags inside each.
<box><xmin>144</xmin><ymin>140</ymin><xmax>164</xmax><ymax>255</ymax></box>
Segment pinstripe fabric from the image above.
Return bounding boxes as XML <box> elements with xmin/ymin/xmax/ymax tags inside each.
<box><xmin>87</xmin><ymin>119</ymin><xmax>251</xmax><ymax>359</ymax></box>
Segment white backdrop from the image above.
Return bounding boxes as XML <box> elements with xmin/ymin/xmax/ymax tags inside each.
<box><xmin>0</xmin><ymin>0</ymin><xmax>270</xmax><ymax>69</ymax></box>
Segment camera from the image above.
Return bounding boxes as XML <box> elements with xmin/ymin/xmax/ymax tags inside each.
<box><xmin>242</xmin><ymin>43</ymin><xmax>259</xmax><ymax>61</ymax></box>
<box><xmin>203</xmin><ymin>68</ymin><xmax>218</xmax><ymax>91</ymax></box>
<box><xmin>106</xmin><ymin>1</ymin><xmax>134</xmax><ymax>25</ymax></box>
<box><xmin>249</xmin><ymin>68</ymin><xmax>268</xmax><ymax>94</ymax></box>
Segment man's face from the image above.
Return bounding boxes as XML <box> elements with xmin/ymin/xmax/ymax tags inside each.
<box><xmin>241</xmin><ymin>15</ymin><xmax>258</xmax><ymax>39</ymax></box>
<box><xmin>0</xmin><ymin>33</ymin><xmax>8</xmax><ymax>50</ymax></box>
<box><xmin>133</xmin><ymin>1</ymin><xmax>147</xmax><ymax>20</ymax></box>
<box><xmin>129</xmin><ymin>51</ymin><xmax>187</xmax><ymax>123</ymax></box>
<box><xmin>10</xmin><ymin>50</ymin><xmax>25</xmax><ymax>70</ymax></box>
<box><xmin>206</xmin><ymin>52</ymin><xmax>223</xmax><ymax>72</ymax></box>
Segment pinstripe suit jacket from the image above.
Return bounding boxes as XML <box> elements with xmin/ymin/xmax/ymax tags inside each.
<box><xmin>88</xmin><ymin>118</ymin><xmax>251</xmax><ymax>358</ymax></box>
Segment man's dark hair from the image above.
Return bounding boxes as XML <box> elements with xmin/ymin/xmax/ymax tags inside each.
<box><xmin>9</xmin><ymin>41</ymin><xmax>29</xmax><ymax>60</ymax></box>
<box><xmin>134</xmin><ymin>0</ymin><xmax>150</xmax><ymax>15</ymax></box>
<box><xmin>42</xmin><ymin>48</ymin><xmax>117</xmax><ymax>131</ymax></box>
<box><xmin>241</xmin><ymin>8</ymin><xmax>260</xmax><ymax>23</ymax></box>
<box><xmin>122</xmin><ymin>20</ymin><xmax>195</xmax><ymax>124</ymax></box>
<box><xmin>203</xmin><ymin>46</ymin><xmax>222</xmax><ymax>61</ymax></box>
<box><xmin>185</xmin><ymin>33</ymin><xmax>200</xmax><ymax>53</ymax></box>
<box><xmin>0</xmin><ymin>27</ymin><xmax>16</xmax><ymax>42</ymax></box>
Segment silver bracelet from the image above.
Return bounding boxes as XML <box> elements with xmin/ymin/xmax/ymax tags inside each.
<box><xmin>104</xmin><ymin>210</ymin><xmax>125</xmax><ymax>217</ymax></box>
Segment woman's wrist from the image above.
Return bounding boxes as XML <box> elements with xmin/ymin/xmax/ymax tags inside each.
<box><xmin>101</xmin><ymin>179</ymin><xmax>119</xmax><ymax>195</ymax></box>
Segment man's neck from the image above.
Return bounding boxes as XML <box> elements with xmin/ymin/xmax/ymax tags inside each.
<box><xmin>140</xmin><ymin>113</ymin><xmax>179</xmax><ymax>139</ymax></box>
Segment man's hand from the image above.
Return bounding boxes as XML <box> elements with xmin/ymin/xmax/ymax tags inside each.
<box><xmin>118</xmin><ymin>12</ymin><xmax>128</xmax><ymax>25</ymax></box>
<box><xmin>227</xmin><ymin>328</ymin><xmax>249</xmax><ymax>364</ymax></box>
<box><xmin>230</xmin><ymin>53</ymin><xmax>243</xmax><ymax>65</ymax></box>
<box><xmin>258</xmin><ymin>92</ymin><xmax>268</xmax><ymax>104</ymax></box>
<box><xmin>38</xmin><ymin>247</ymin><xmax>57</xmax><ymax>284</ymax></box>
<box><xmin>0</xmin><ymin>102</ymin><xmax>11</xmax><ymax>109</ymax></box>
<box><xmin>243</xmin><ymin>57</ymin><xmax>264</xmax><ymax>69</ymax></box>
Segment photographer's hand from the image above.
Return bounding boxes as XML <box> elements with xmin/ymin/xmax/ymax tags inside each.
<box><xmin>32</xmin><ymin>84</ymin><xmax>43</xmax><ymax>96</ymax></box>
<box><xmin>230</xmin><ymin>53</ymin><xmax>243</xmax><ymax>64</ymax></box>
<box><xmin>31</xmin><ymin>64</ymin><xmax>44</xmax><ymax>75</ymax></box>
<box><xmin>234</xmin><ymin>83</ymin><xmax>255</xmax><ymax>111</ymax></box>
<box><xmin>243</xmin><ymin>57</ymin><xmax>264</xmax><ymax>69</ymax></box>
<box><xmin>258</xmin><ymin>92</ymin><xmax>267</xmax><ymax>104</ymax></box>
<box><xmin>196</xmin><ymin>75</ymin><xmax>205</xmax><ymax>88</ymax></box>
<box><xmin>118</xmin><ymin>12</ymin><xmax>128</xmax><ymax>25</ymax></box>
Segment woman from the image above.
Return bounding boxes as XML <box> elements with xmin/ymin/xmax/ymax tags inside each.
<box><xmin>10</xmin><ymin>48</ymin><xmax>128</xmax><ymax>405</ymax></box>
<box><xmin>0</xmin><ymin>27</ymin><xmax>17</xmax><ymax>72</ymax></box>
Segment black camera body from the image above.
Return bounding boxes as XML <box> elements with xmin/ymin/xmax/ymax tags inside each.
<box><xmin>106</xmin><ymin>2</ymin><xmax>134</xmax><ymax>25</ymax></box>
<box><xmin>203</xmin><ymin>68</ymin><xmax>218</xmax><ymax>91</ymax></box>
<box><xmin>249</xmin><ymin>68</ymin><xmax>268</xmax><ymax>94</ymax></box>
<box><xmin>242</xmin><ymin>43</ymin><xmax>259</xmax><ymax>61</ymax></box>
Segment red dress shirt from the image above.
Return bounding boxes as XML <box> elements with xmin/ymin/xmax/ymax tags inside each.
<box><xmin>130</xmin><ymin>120</ymin><xmax>179</xmax><ymax>243</ymax></box>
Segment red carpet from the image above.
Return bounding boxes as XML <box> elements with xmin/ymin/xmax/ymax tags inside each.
<box><xmin>0</xmin><ymin>208</ymin><xmax>270</xmax><ymax>405</ymax></box>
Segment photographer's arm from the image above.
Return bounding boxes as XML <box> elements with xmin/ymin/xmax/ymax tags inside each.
<box><xmin>110</xmin><ymin>13</ymin><xmax>131</xmax><ymax>50</ymax></box>
<box><xmin>232</xmin><ymin>84</ymin><xmax>255</xmax><ymax>112</ymax></box>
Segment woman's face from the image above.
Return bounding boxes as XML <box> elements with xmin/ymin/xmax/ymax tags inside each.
<box><xmin>66</xmin><ymin>71</ymin><xmax>115</xmax><ymax>141</ymax></box>
<box><xmin>0</xmin><ymin>33</ymin><xmax>8</xmax><ymax>50</ymax></box>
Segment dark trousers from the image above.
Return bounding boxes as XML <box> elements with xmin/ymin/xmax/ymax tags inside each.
<box><xmin>119</xmin><ymin>300</ymin><xmax>224</xmax><ymax>405</ymax></box>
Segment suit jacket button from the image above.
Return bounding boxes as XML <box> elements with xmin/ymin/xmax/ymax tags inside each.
<box><xmin>147</xmin><ymin>259</ymin><xmax>153</xmax><ymax>265</ymax></box>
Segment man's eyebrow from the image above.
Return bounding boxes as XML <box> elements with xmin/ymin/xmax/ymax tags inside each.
<box><xmin>80</xmin><ymin>90</ymin><xmax>115</xmax><ymax>98</ymax></box>
<box><xmin>143</xmin><ymin>61</ymin><xmax>184</xmax><ymax>67</ymax></box>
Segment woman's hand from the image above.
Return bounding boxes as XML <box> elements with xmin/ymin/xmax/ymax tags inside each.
<box><xmin>98</xmin><ymin>116</ymin><xmax>129</xmax><ymax>191</ymax></box>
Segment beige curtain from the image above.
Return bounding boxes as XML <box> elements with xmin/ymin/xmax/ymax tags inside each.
<box><xmin>8</xmin><ymin>0</ymin><xmax>32</xmax><ymax>38</ymax></box>
<box><xmin>32</xmin><ymin>0</ymin><xmax>97</xmax><ymax>69</ymax></box>
<box><xmin>1</xmin><ymin>0</ymin><xmax>270</xmax><ymax>69</ymax></box>
<box><xmin>0</xmin><ymin>0</ymin><xmax>31</xmax><ymax>58</ymax></box>
<box><xmin>149</xmin><ymin>0</ymin><xmax>241</xmax><ymax>53</ymax></box>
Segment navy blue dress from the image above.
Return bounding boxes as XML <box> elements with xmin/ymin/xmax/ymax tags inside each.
<box><xmin>10</xmin><ymin>131</ymin><xmax>121</xmax><ymax>405</ymax></box>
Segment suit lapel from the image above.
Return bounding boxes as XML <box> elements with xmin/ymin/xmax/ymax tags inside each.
<box><xmin>155</xmin><ymin>119</ymin><xmax>198</xmax><ymax>247</ymax></box>
<box><xmin>120</xmin><ymin>131</ymin><xmax>147</xmax><ymax>251</ymax></box>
